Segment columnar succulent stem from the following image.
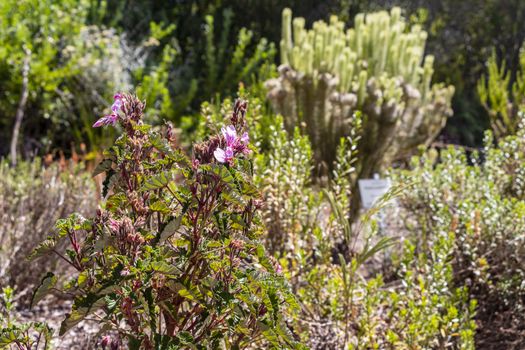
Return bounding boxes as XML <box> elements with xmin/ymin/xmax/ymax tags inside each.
<box><xmin>266</xmin><ymin>7</ymin><xmax>454</xmax><ymax>209</ymax></box>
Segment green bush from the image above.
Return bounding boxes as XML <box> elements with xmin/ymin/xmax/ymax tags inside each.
<box><xmin>0</xmin><ymin>0</ymin><xmax>177</xmax><ymax>157</ymax></box>
<box><xmin>394</xmin><ymin>118</ymin><xmax>525</xmax><ymax>347</ymax></box>
<box><xmin>0</xmin><ymin>286</ymin><xmax>52</xmax><ymax>349</ymax></box>
<box><xmin>253</xmin><ymin>108</ymin><xmax>474</xmax><ymax>348</ymax></box>
<box><xmin>477</xmin><ymin>48</ymin><xmax>525</xmax><ymax>138</ymax></box>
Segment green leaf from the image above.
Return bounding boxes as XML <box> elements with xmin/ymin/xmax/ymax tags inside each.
<box><xmin>29</xmin><ymin>239</ymin><xmax>57</xmax><ymax>260</ymax></box>
<box><xmin>105</xmin><ymin>193</ymin><xmax>127</xmax><ymax>210</ymax></box>
<box><xmin>31</xmin><ymin>272</ymin><xmax>57</xmax><ymax>308</ymax></box>
<box><xmin>357</xmin><ymin>236</ymin><xmax>398</xmax><ymax>267</ymax></box>
<box><xmin>176</xmin><ymin>331</ymin><xmax>195</xmax><ymax>345</ymax></box>
<box><xmin>142</xmin><ymin>171</ymin><xmax>171</xmax><ymax>191</ymax></box>
<box><xmin>134</xmin><ymin>124</ymin><xmax>152</xmax><ymax>133</ymax></box>
<box><xmin>0</xmin><ymin>329</ymin><xmax>18</xmax><ymax>347</ymax></box>
<box><xmin>77</xmin><ymin>271</ymin><xmax>89</xmax><ymax>287</ymax></box>
<box><xmin>160</xmin><ymin>216</ymin><xmax>182</xmax><ymax>243</ymax></box>
<box><xmin>92</xmin><ymin>159</ymin><xmax>113</xmax><ymax>177</ymax></box>
<box><xmin>150</xmin><ymin>261</ymin><xmax>181</xmax><ymax>276</ymax></box>
<box><xmin>221</xmin><ymin>190</ymin><xmax>245</xmax><ymax>207</ymax></box>
<box><xmin>150</xmin><ymin>200</ymin><xmax>170</xmax><ymax>214</ymax></box>
<box><xmin>175</xmin><ymin>283</ymin><xmax>203</xmax><ymax>303</ymax></box>
<box><xmin>150</xmin><ymin>133</ymin><xmax>172</xmax><ymax>154</ymax></box>
<box><xmin>102</xmin><ymin>169</ymin><xmax>118</xmax><ymax>198</ymax></box>
<box><xmin>211</xmin><ymin>164</ymin><xmax>234</xmax><ymax>184</ymax></box>
<box><xmin>59</xmin><ymin>298</ymin><xmax>105</xmax><ymax>335</ymax></box>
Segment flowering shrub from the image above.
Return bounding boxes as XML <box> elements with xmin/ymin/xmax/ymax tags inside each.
<box><xmin>31</xmin><ymin>94</ymin><xmax>300</xmax><ymax>349</ymax></box>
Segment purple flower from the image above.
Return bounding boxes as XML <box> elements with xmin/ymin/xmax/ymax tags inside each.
<box><xmin>240</xmin><ymin>132</ymin><xmax>249</xmax><ymax>145</ymax></box>
<box><xmin>214</xmin><ymin>147</ymin><xmax>234</xmax><ymax>164</ymax></box>
<box><xmin>214</xmin><ymin>125</ymin><xmax>250</xmax><ymax>164</ymax></box>
<box><xmin>111</xmin><ymin>93</ymin><xmax>123</xmax><ymax>112</ymax></box>
<box><xmin>93</xmin><ymin>113</ymin><xmax>118</xmax><ymax>127</ymax></box>
<box><xmin>93</xmin><ymin>93</ymin><xmax>123</xmax><ymax>128</ymax></box>
<box><xmin>222</xmin><ymin>125</ymin><xmax>237</xmax><ymax>147</ymax></box>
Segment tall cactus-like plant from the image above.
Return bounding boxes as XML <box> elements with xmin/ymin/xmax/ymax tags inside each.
<box><xmin>477</xmin><ymin>48</ymin><xmax>525</xmax><ymax>138</ymax></box>
<box><xmin>265</xmin><ymin>7</ymin><xmax>454</xmax><ymax>183</ymax></box>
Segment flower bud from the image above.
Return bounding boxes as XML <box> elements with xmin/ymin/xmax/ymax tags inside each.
<box><xmin>101</xmin><ymin>335</ymin><xmax>111</xmax><ymax>349</ymax></box>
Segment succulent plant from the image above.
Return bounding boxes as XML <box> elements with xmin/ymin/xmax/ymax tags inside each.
<box><xmin>265</xmin><ymin>8</ymin><xmax>454</xmax><ymax>195</ymax></box>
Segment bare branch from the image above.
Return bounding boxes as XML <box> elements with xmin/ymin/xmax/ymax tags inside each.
<box><xmin>10</xmin><ymin>47</ymin><xmax>31</xmax><ymax>167</ymax></box>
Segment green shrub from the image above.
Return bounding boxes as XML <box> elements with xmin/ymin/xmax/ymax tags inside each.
<box><xmin>394</xmin><ymin>118</ymin><xmax>525</xmax><ymax>347</ymax></box>
<box><xmin>252</xmin><ymin>108</ymin><xmax>475</xmax><ymax>348</ymax></box>
<box><xmin>0</xmin><ymin>286</ymin><xmax>52</xmax><ymax>349</ymax></box>
<box><xmin>477</xmin><ymin>48</ymin><xmax>525</xmax><ymax>138</ymax></box>
<box><xmin>0</xmin><ymin>0</ymin><xmax>176</xmax><ymax>156</ymax></box>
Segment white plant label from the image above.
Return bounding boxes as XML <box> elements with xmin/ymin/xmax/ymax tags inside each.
<box><xmin>358</xmin><ymin>176</ymin><xmax>391</xmax><ymax>209</ymax></box>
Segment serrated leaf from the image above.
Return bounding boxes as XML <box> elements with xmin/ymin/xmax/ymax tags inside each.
<box><xmin>160</xmin><ymin>216</ymin><xmax>182</xmax><ymax>243</ymax></box>
<box><xmin>31</xmin><ymin>272</ymin><xmax>57</xmax><ymax>308</ymax></box>
<box><xmin>176</xmin><ymin>331</ymin><xmax>195</xmax><ymax>345</ymax></box>
<box><xmin>29</xmin><ymin>239</ymin><xmax>57</xmax><ymax>260</ymax></box>
<box><xmin>150</xmin><ymin>133</ymin><xmax>171</xmax><ymax>154</ymax></box>
<box><xmin>222</xmin><ymin>190</ymin><xmax>245</xmax><ymax>207</ymax></box>
<box><xmin>210</xmin><ymin>164</ymin><xmax>234</xmax><ymax>184</ymax></box>
<box><xmin>256</xmin><ymin>245</ymin><xmax>274</xmax><ymax>271</ymax></box>
<box><xmin>142</xmin><ymin>171</ymin><xmax>171</xmax><ymax>191</ymax></box>
<box><xmin>134</xmin><ymin>124</ymin><xmax>152</xmax><ymax>133</ymax></box>
<box><xmin>150</xmin><ymin>261</ymin><xmax>181</xmax><ymax>276</ymax></box>
<box><xmin>105</xmin><ymin>193</ymin><xmax>127</xmax><ymax>210</ymax></box>
<box><xmin>150</xmin><ymin>200</ymin><xmax>170</xmax><ymax>214</ymax></box>
<box><xmin>102</xmin><ymin>169</ymin><xmax>118</xmax><ymax>198</ymax></box>
<box><xmin>93</xmin><ymin>159</ymin><xmax>113</xmax><ymax>177</ymax></box>
<box><xmin>59</xmin><ymin>298</ymin><xmax>105</xmax><ymax>335</ymax></box>
<box><xmin>175</xmin><ymin>283</ymin><xmax>203</xmax><ymax>303</ymax></box>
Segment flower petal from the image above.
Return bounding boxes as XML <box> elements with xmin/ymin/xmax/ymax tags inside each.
<box><xmin>111</xmin><ymin>100</ymin><xmax>122</xmax><ymax>113</ymax></box>
<box><xmin>93</xmin><ymin>114</ymin><xmax>118</xmax><ymax>128</ymax></box>
<box><xmin>93</xmin><ymin>116</ymin><xmax>110</xmax><ymax>127</ymax></box>
<box><xmin>214</xmin><ymin>147</ymin><xmax>226</xmax><ymax>163</ymax></box>
<box><xmin>225</xmin><ymin>147</ymin><xmax>234</xmax><ymax>160</ymax></box>
<box><xmin>241</xmin><ymin>132</ymin><xmax>249</xmax><ymax>144</ymax></box>
<box><xmin>222</xmin><ymin>125</ymin><xmax>237</xmax><ymax>146</ymax></box>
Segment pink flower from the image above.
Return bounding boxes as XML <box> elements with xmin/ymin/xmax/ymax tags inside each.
<box><xmin>111</xmin><ymin>93</ymin><xmax>123</xmax><ymax>112</ymax></box>
<box><xmin>240</xmin><ymin>132</ymin><xmax>249</xmax><ymax>145</ymax></box>
<box><xmin>93</xmin><ymin>93</ymin><xmax>123</xmax><ymax>128</ymax></box>
<box><xmin>108</xmin><ymin>219</ymin><xmax>120</xmax><ymax>233</ymax></box>
<box><xmin>214</xmin><ymin>147</ymin><xmax>234</xmax><ymax>163</ymax></box>
<box><xmin>93</xmin><ymin>114</ymin><xmax>118</xmax><ymax>127</ymax></box>
<box><xmin>222</xmin><ymin>125</ymin><xmax>237</xmax><ymax>147</ymax></box>
<box><xmin>214</xmin><ymin>125</ymin><xmax>249</xmax><ymax>164</ymax></box>
<box><xmin>101</xmin><ymin>335</ymin><xmax>111</xmax><ymax>348</ymax></box>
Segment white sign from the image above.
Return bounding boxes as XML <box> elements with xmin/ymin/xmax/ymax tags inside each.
<box><xmin>358</xmin><ymin>175</ymin><xmax>391</xmax><ymax>209</ymax></box>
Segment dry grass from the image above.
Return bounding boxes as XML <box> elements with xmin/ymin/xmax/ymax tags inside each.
<box><xmin>0</xmin><ymin>159</ymin><xmax>96</xmax><ymax>304</ymax></box>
